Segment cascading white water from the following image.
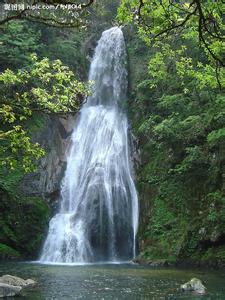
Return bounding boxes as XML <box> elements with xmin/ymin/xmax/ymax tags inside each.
<box><xmin>40</xmin><ymin>27</ymin><xmax>139</xmax><ymax>263</ymax></box>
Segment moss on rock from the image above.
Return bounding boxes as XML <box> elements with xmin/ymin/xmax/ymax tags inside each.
<box><xmin>0</xmin><ymin>189</ymin><xmax>50</xmax><ymax>259</ymax></box>
<box><xmin>0</xmin><ymin>243</ymin><xmax>21</xmax><ymax>260</ymax></box>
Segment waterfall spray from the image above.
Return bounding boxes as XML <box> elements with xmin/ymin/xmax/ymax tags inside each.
<box><xmin>40</xmin><ymin>27</ymin><xmax>139</xmax><ymax>263</ymax></box>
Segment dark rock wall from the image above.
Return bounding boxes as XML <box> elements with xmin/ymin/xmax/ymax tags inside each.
<box><xmin>20</xmin><ymin>114</ymin><xmax>75</xmax><ymax>206</ymax></box>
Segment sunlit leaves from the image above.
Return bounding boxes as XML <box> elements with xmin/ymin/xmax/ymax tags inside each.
<box><xmin>0</xmin><ymin>105</ymin><xmax>16</xmax><ymax>123</ymax></box>
<box><xmin>148</xmin><ymin>52</ymin><xmax>167</xmax><ymax>83</ymax></box>
<box><xmin>0</xmin><ymin>55</ymin><xmax>89</xmax><ymax>172</ymax></box>
<box><xmin>118</xmin><ymin>0</ymin><xmax>225</xmax><ymax>65</ymax></box>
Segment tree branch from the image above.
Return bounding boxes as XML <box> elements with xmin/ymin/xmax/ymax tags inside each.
<box><xmin>195</xmin><ymin>0</ymin><xmax>225</xmax><ymax>67</ymax></box>
<box><xmin>136</xmin><ymin>0</ymin><xmax>225</xmax><ymax>66</ymax></box>
<box><xmin>0</xmin><ymin>0</ymin><xmax>95</xmax><ymax>27</ymax></box>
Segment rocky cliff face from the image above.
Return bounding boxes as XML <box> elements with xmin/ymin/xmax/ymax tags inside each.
<box><xmin>20</xmin><ymin>114</ymin><xmax>75</xmax><ymax>207</ymax></box>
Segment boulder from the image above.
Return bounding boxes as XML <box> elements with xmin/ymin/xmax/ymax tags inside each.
<box><xmin>180</xmin><ymin>277</ymin><xmax>206</xmax><ymax>295</ymax></box>
<box><xmin>148</xmin><ymin>259</ymin><xmax>169</xmax><ymax>267</ymax></box>
<box><xmin>0</xmin><ymin>283</ymin><xmax>22</xmax><ymax>298</ymax></box>
<box><xmin>25</xmin><ymin>278</ymin><xmax>36</xmax><ymax>286</ymax></box>
<box><xmin>0</xmin><ymin>275</ymin><xmax>37</xmax><ymax>287</ymax></box>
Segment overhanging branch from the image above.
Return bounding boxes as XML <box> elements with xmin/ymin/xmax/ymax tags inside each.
<box><xmin>0</xmin><ymin>0</ymin><xmax>95</xmax><ymax>27</ymax></box>
<box><xmin>136</xmin><ymin>0</ymin><xmax>225</xmax><ymax>66</ymax></box>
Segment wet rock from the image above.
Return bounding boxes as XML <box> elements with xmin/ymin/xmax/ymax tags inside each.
<box><xmin>0</xmin><ymin>283</ymin><xmax>22</xmax><ymax>298</ymax></box>
<box><xmin>133</xmin><ymin>256</ymin><xmax>171</xmax><ymax>267</ymax></box>
<box><xmin>180</xmin><ymin>277</ymin><xmax>206</xmax><ymax>295</ymax></box>
<box><xmin>0</xmin><ymin>274</ymin><xmax>37</xmax><ymax>287</ymax></box>
<box><xmin>147</xmin><ymin>259</ymin><xmax>169</xmax><ymax>267</ymax></box>
<box><xmin>25</xmin><ymin>278</ymin><xmax>36</xmax><ymax>286</ymax></box>
<box><xmin>19</xmin><ymin>115</ymin><xmax>74</xmax><ymax>204</ymax></box>
<box><xmin>210</xmin><ymin>229</ymin><xmax>220</xmax><ymax>242</ymax></box>
<box><xmin>198</xmin><ymin>227</ymin><xmax>206</xmax><ymax>240</ymax></box>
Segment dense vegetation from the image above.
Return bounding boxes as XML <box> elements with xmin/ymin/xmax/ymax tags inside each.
<box><xmin>0</xmin><ymin>0</ymin><xmax>224</xmax><ymax>266</ymax></box>
<box><xmin>119</xmin><ymin>0</ymin><xmax>225</xmax><ymax>266</ymax></box>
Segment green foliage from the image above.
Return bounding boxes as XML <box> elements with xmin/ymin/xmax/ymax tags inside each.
<box><xmin>0</xmin><ymin>120</ymin><xmax>50</xmax><ymax>259</ymax></box>
<box><xmin>0</xmin><ymin>21</ymin><xmax>41</xmax><ymax>71</ymax></box>
<box><xmin>37</xmin><ymin>24</ymin><xmax>89</xmax><ymax>77</ymax></box>
<box><xmin>0</xmin><ymin>55</ymin><xmax>89</xmax><ymax>172</ymax></box>
<box><xmin>204</xmin><ymin>192</ymin><xmax>225</xmax><ymax>227</ymax></box>
<box><xmin>0</xmin><ymin>190</ymin><xmax>50</xmax><ymax>258</ymax></box>
<box><xmin>201</xmin><ymin>246</ymin><xmax>225</xmax><ymax>265</ymax></box>
<box><xmin>0</xmin><ymin>243</ymin><xmax>21</xmax><ymax>260</ymax></box>
<box><xmin>118</xmin><ymin>0</ymin><xmax>225</xmax><ymax>66</ymax></box>
<box><xmin>26</xmin><ymin>112</ymin><xmax>47</xmax><ymax>135</ymax></box>
<box><xmin>208</xmin><ymin>128</ymin><xmax>225</xmax><ymax>146</ymax></box>
<box><xmin>119</xmin><ymin>0</ymin><xmax>225</xmax><ymax>264</ymax></box>
<box><xmin>0</xmin><ymin>167</ymin><xmax>24</xmax><ymax>194</ymax></box>
<box><xmin>140</xmin><ymin>198</ymin><xmax>185</xmax><ymax>262</ymax></box>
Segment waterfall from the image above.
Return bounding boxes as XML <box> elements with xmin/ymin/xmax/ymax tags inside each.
<box><xmin>40</xmin><ymin>27</ymin><xmax>139</xmax><ymax>263</ymax></box>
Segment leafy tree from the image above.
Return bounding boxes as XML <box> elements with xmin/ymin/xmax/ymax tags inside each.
<box><xmin>118</xmin><ymin>1</ymin><xmax>225</xmax><ymax>263</ymax></box>
<box><xmin>0</xmin><ymin>21</ymin><xmax>42</xmax><ymax>71</ymax></box>
<box><xmin>0</xmin><ymin>54</ymin><xmax>89</xmax><ymax>172</ymax></box>
<box><xmin>118</xmin><ymin>0</ymin><xmax>225</xmax><ymax>66</ymax></box>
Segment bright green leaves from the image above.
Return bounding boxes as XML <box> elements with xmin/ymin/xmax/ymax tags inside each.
<box><xmin>117</xmin><ymin>0</ymin><xmax>137</xmax><ymax>24</ymax></box>
<box><xmin>0</xmin><ymin>55</ymin><xmax>89</xmax><ymax>172</ymax></box>
<box><xmin>0</xmin><ymin>55</ymin><xmax>89</xmax><ymax>115</ymax></box>
<box><xmin>0</xmin><ymin>126</ymin><xmax>45</xmax><ymax>172</ymax></box>
<box><xmin>148</xmin><ymin>52</ymin><xmax>167</xmax><ymax>83</ymax></box>
<box><xmin>176</xmin><ymin>58</ymin><xmax>225</xmax><ymax>90</ymax></box>
<box><xmin>208</xmin><ymin>128</ymin><xmax>225</xmax><ymax>146</ymax></box>
<box><xmin>0</xmin><ymin>105</ymin><xmax>16</xmax><ymax>124</ymax></box>
<box><xmin>0</xmin><ymin>69</ymin><xmax>23</xmax><ymax>85</ymax></box>
<box><xmin>118</xmin><ymin>0</ymin><xmax>225</xmax><ymax>66</ymax></box>
<box><xmin>147</xmin><ymin>41</ymin><xmax>224</xmax><ymax>93</ymax></box>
